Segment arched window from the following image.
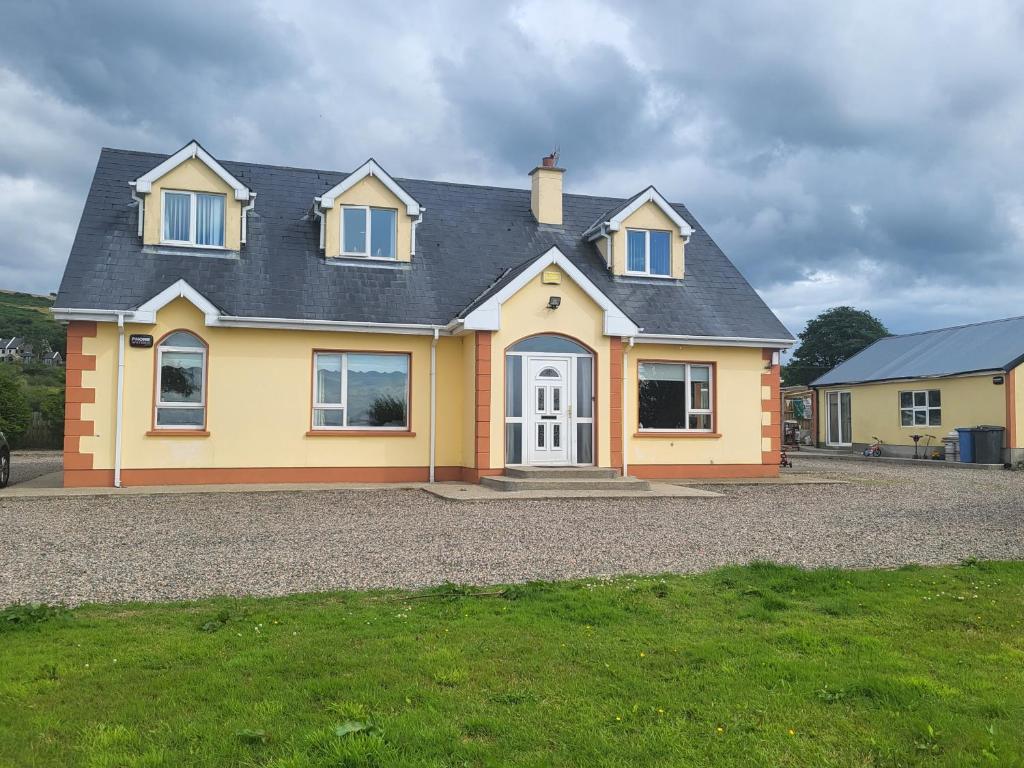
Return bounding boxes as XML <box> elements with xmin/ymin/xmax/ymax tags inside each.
<box><xmin>155</xmin><ymin>331</ymin><xmax>207</xmax><ymax>429</ymax></box>
<box><xmin>508</xmin><ymin>335</ymin><xmax>590</xmax><ymax>355</ymax></box>
<box><xmin>538</xmin><ymin>367</ymin><xmax>561</xmax><ymax>378</ymax></box>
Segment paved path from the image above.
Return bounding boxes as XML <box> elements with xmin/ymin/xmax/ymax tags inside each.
<box><xmin>1</xmin><ymin>457</ymin><xmax>1022</xmax><ymax>605</ymax></box>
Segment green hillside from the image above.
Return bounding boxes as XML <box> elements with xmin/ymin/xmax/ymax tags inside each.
<box><xmin>0</xmin><ymin>290</ymin><xmax>64</xmax><ymax>355</ymax></box>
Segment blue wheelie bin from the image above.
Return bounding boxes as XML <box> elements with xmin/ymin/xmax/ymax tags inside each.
<box><xmin>956</xmin><ymin>427</ymin><xmax>975</xmax><ymax>463</ymax></box>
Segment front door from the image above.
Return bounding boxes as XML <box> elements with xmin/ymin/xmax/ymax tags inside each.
<box><xmin>826</xmin><ymin>391</ymin><xmax>852</xmax><ymax>446</ymax></box>
<box><xmin>526</xmin><ymin>355</ymin><xmax>571</xmax><ymax>465</ymax></box>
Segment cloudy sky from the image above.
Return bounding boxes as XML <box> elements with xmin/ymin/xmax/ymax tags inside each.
<box><xmin>2</xmin><ymin>0</ymin><xmax>1023</xmax><ymax>343</ymax></box>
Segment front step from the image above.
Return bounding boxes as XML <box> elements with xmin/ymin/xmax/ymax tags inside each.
<box><xmin>480</xmin><ymin>474</ymin><xmax>651</xmax><ymax>492</ymax></box>
<box><xmin>504</xmin><ymin>466</ymin><xmax>620</xmax><ymax>480</ymax></box>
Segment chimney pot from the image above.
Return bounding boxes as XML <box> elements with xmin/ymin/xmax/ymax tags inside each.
<box><xmin>542</xmin><ymin>153</ymin><xmax>557</xmax><ymax>168</ymax></box>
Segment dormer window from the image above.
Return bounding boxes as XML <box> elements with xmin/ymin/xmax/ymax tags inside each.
<box><xmin>341</xmin><ymin>206</ymin><xmax>397</xmax><ymax>258</ymax></box>
<box><xmin>162</xmin><ymin>190</ymin><xmax>226</xmax><ymax>247</ymax></box>
<box><xmin>626</xmin><ymin>229</ymin><xmax>671</xmax><ymax>277</ymax></box>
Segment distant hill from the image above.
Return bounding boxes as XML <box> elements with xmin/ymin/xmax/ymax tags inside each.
<box><xmin>0</xmin><ymin>290</ymin><xmax>64</xmax><ymax>355</ymax></box>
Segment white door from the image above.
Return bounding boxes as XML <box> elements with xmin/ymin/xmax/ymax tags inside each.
<box><xmin>526</xmin><ymin>356</ymin><xmax>572</xmax><ymax>465</ymax></box>
<box><xmin>826</xmin><ymin>391</ymin><xmax>852</xmax><ymax>446</ymax></box>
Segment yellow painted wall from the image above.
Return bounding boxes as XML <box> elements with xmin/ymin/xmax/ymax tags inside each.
<box><xmin>530</xmin><ymin>168</ymin><xmax>563</xmax><ymax>226</ymax></box>
<box><xmin>816</xmin><ymin>374</ymin><xmax>1006</xmax><ymax>447</ymax></box>
<box><xmin>626</xmin><ymin>344</ymin><xmax>764</xmax><ymax>465</ymax></box>
<box><xmin>142</xmin><ymin>158</ymin><xmax>243</xmax><ymax>250</ymax></box>
<box><xmin>611</xmin><ymin>201</ymin><xmax>685</xmax><ymax>279</ymax></box>
<box><xmin>1015</xmin><ymin>364</ymin><xmax>1024</xmax><ymax>449</ymax></box>
<box><xmin>82</xmin><ymin>299</ymin><xmax>463</xmax><ymax>469</ymax></box>
<box><xmin>323</xmin><ymin>175</ymin><xmax>412</xmax><ymax>261</ymax></box>
<box><xmin>487</xmin><ymin>266</ymin><xmax>612</xmax><ymax>468</ymax></box>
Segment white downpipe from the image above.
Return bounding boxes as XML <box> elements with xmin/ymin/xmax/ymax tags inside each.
<box><xmin>313</xmin><ymin>199</ymin><xmax>326</xmax><ymax>249</ymax></box>
<box><xmin>240</xmin><ymin>192</ymin><xmax>257</xmax><ymax>244</ymax></box>
<box><xmin>411</xmin><ymin>211</ymin><xmax>423</xmax><ymax>257</ymax></box>
<box><xmin>429</xmin><ymin>328</ymin><xmax>439</xmax><ymax>482</ymax></box>
<box><xmin>130</xmin><ymin>184</ymin><xmax>144</xmax><ymax>237</ymax></box>
<box><xmin>113</xmin><ymin>312</ymin><xmax>127</xmax><ymax>488</ymax></box>
<box><xmin>622</xmin><ymin>336</ymin><xmax>634</xmax><ymax>478</ymax></box>
<box><xmin>601</xmin><ymin>229</ymin><xmax>613</xmax><ymax>270</ymax></box>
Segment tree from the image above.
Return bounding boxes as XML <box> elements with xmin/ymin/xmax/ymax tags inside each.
<box><xmin>783</xmin><ymin>306</ymin><xmax>889</xmax><ymax>386</ymax></box>
<box><xmin>0</xmin><ymin>364</ymin><xmax>32</xmax><ymax>440</ymax></box>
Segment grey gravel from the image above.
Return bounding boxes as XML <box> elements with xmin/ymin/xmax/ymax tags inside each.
<box><xmin>1</xmin><ymin>457</ymin><xmax>1022</xmax><ymax>605</ymax></box>
<box><xmin>4</xmin><ymin>451</ymin><xmax>61</xmax><ymax>487</ymax></box>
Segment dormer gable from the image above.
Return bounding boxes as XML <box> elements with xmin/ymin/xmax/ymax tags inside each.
<box><xmin>315</xmin><ymin>159</ymin><xmax>422</xmax><ymax>262</ymax></box>
<box><xmin>584</xmin><ymin>187</ymin><xmax>693</xmax><ymax>279</ymax></box>
<box><xmin>131</xmin><ymin>140</ymin><xmax>253</xmax><ymax>251</ymax></box>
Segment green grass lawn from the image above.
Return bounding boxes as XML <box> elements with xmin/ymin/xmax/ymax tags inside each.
<box><xmin>2</xmin><ymin>562</ymin><xmax>1023</xmax><ymax>767</ymax></box>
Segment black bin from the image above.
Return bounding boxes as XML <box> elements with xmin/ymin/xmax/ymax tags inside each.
<box><xmin>972</xmin><ymin>426</ymin><xmax>1005</xmax><ymax>464</ymax></box>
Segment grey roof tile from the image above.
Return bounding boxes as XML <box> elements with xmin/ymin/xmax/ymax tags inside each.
<box><xmin>812</xmin><ymin>315</ymin><xmax>1024</xmax><ymax>386</ymax></box>
<box><xmin>55</xmin><ymin>148</ymin><xmax>793</xmax><ymax>341</ymax></box>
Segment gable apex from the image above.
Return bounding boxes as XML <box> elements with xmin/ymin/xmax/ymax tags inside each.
<box><xmin>133</xmin><ymin>140</ymin><xmax>250</xmax><ymax>201</ymax></box>
<box><xmin>317</xmin><ymin>158</ymin><xmax>421</xmax><ymax>216</ymax></box>
<box><xmin>461</xmin><ymin>246</ymin><xmax>639</xmax><ymax>337</ymax></box>
<box><xmin>584</xmin><ymin>186</ymin><xmax>693</xmax><ymax>240</ymax></box>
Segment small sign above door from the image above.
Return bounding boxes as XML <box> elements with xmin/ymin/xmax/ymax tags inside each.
<box><xmin>129</xmin><ymin>334</ymin><xmax>154</xmax><ymax>348</ymax></box>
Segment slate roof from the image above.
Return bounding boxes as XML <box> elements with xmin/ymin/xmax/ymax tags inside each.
<box><xmin>55</xmin><ymin>148</ymin><xmax>793</xmax><ymax>340</ymax></box>
<box><xmin>812</xmin><ymin>315</ymin><xmax>1024</xmax><ymax>386</ymax></box>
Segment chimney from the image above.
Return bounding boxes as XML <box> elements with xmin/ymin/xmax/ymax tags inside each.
<box><xmin>529</xmin><ymin>151</ymin><xmax>564</xmax><ymax>226</ymax></box>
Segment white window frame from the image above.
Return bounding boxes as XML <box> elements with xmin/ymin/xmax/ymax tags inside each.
<box><xmin>637</xmin><ymin>361</ymin><xmax>714</xmax><ymax>432</ymax></box>
<box><xmin>155</xmin><ymin>335</ymin><xmax>207</xmax><ymax>430</ymax></box>
<box><xmin>624</xmin><ymin>228</ymin><xmax>673</xmax><ymax>278</ymax></box>
<box><xmin>160</xmin><ymin>189</ymin><xmax>227</xmax><ymax>248</ymax></box>
<box><xmin>899</xmin><ymin>389</ymin><xmax>941</xmax><ymax>427</ymax></box>
<box><xmin>339</xmin><ymin>205</ymin><xmax>398</xmax><ymax>259</ymax></box>
<box><xmin>312</xmin><ymin>351</ymin><xmax>410</xmax><ymax>430</ymax></box>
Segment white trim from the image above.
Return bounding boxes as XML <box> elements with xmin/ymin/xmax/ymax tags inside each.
<box><xmin>898</xmin><ymin>387</ymin><xmax>942</xmax><ymax>428</ymax></box>
<box><xmin>318</xmin><ymin>159</ymin><xmax>421</xmax><ymax>217</ymax></box>
<box><xmin>825</xmin><ymin>390</ymin><xmax>853</xmax><ymax>447</ymax></box>
<box><xmin>585</xmin><ymin>186</ymin><xmax>693</xmax><ymax>240</ymax></box>
<box><xmin>134</xmin><ymin>141</ymin><xmax>250</xmax><ymax>201</ymax></box>
<box><xmin>462</xmin><ymin>246</ymin><xmax>639</xmax><ymax>337</ymax></box>
<box><xmin>636</xmin><ymin>333</ymin><xmax>794</xmax><ymax>349</ymax></box>
<box><xmin>133</xmin><ymin>279</ymin><xmax>221</xmax><ymax>324</ymax></box>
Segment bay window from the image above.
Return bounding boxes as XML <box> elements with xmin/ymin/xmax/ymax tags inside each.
<box><xmin>162</xmin><ymin>190</ymin><xmax>226</xmax><ymax>247</ymax></box>
<box><xmin>626</xmin><ymin>229</ymin><xmax>671</xmax><ymax>276</ymax></box>
<box><xmin>155</xmin><ymin>331</ymin><xmax>207</xmax><ymax>428</ymax></box>
<box><xmin>900</xmin><ymin>389</ymin><xmax>941</xmax><ymax>426</ymax></box>
<box><xmin>313</xmin><ymin>352</ymin><xmax>409</xmax><ymax>429</ymax></box>
<box><xmin>341</xmin><ymin>206</ymin><xmax>397</xmax><ymax>258</ymax></box>
<box><xmin>638</xmin><ymin>361</ymin><xmax>713</xmax><ymax>431</ymax></box>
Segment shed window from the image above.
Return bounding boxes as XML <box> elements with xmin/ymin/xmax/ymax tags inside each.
<box><xmin>899</xmin><ymin>389</ymin><xmax>941</xmax><ymax>427</ymax></box>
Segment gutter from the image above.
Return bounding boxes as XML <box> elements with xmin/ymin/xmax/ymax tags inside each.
<box><xmin>429</xmin><ymin>328</ymin><xmax>439</xmax><ymax>483</ymax></box>
<box><xmin>622</xmin><ymin>336</ymin><xmax>634</xmax><ymax>478</ymax></box>
<box><xmin>113</xmin><ymin>311</ymin><xmax>128</xmax><ymax>488</ymax></box>
<box><xmin>636</xmin><ymin>333</ymin><xmax>794</xmax><ymax>349</ymax></box>
<box><xmin>240</xmin><ymin>192</ymin><xmax>257</xmax><ymax>245</ymax></box>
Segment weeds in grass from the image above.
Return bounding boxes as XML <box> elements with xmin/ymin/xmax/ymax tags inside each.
<box><xmin>0</xmin><ymin>602</ymin><xmax>69</xmax><ymax>631</ymax></box>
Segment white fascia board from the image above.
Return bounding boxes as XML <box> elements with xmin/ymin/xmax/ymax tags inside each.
<box><xmin>51</xmin><ymin>308</ymin><xmax>136</xmax><ymax>323</ymax></box>
<box><xmin>462</xmin><ymin>246</ymin><xmax>639</xmax><ymax>337</ymax></box>
<box><xmin>607</xmin><ymin>187</ymin><xmax>693</xmax><ymax>238</ymax></box>
<box><xmin>134</xmin><ymin>141</ymin><xmax>250</xmax><ymax>201</ymax></box>
<box><xmin>131</xmin><ymin>279</ymin><xmax>222</xmax><ymax>324</ymax></box>
<box><xmin>636</xmin><ymin>333</ymin><xmax>794</xmax><ymax>349</ymax></box>
<box><xmin>318</xmin><ymin>159</ymin><xmax>421</xmax><ymax>217</ymax></box>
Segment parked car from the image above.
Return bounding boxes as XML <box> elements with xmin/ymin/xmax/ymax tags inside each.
<box><xmin>0</xmin><ymin>431</ymin><xmax>9</xmax><ymax>488</ymax></box>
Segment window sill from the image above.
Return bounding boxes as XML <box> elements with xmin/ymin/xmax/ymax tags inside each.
<box><xmin>634</xmin><ymin>431</ymin><xmax>721</xmax><ymax>439</ymax></box>
<box><xmin>624</xmin><ymin>271</ymin><xmax>675</xmax><ymax>279</ymax></box>
<box><xmin>306</xmin><ymin>430</ymin><xmax>416</xmax><ymax>437</ymax></box>
<box><xmin>146</xmin><ymin>429</ymin><xmax>210</xmax><ymax>437</ymax></box>
<box><xmin>159</xmin><ymin>241</ymin><xmax>227</xmax><ymax>250</ymax></box>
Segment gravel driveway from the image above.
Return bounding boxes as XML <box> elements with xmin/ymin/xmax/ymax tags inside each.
<box><xmin>1</xmin><ymin>457</ymin><xmax>1022</xmax><ymax>605</ymax></box>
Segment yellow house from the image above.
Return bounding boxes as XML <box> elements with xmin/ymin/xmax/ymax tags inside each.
<box><xmin>812</xmin><ymin>317</ymin><xmax>1024</xmax><ymax>462</ymax></box>
<box><xmin>54</xmin><ymin>142</ymin><xmax>793</xmax><ymax>487</ymax></box>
